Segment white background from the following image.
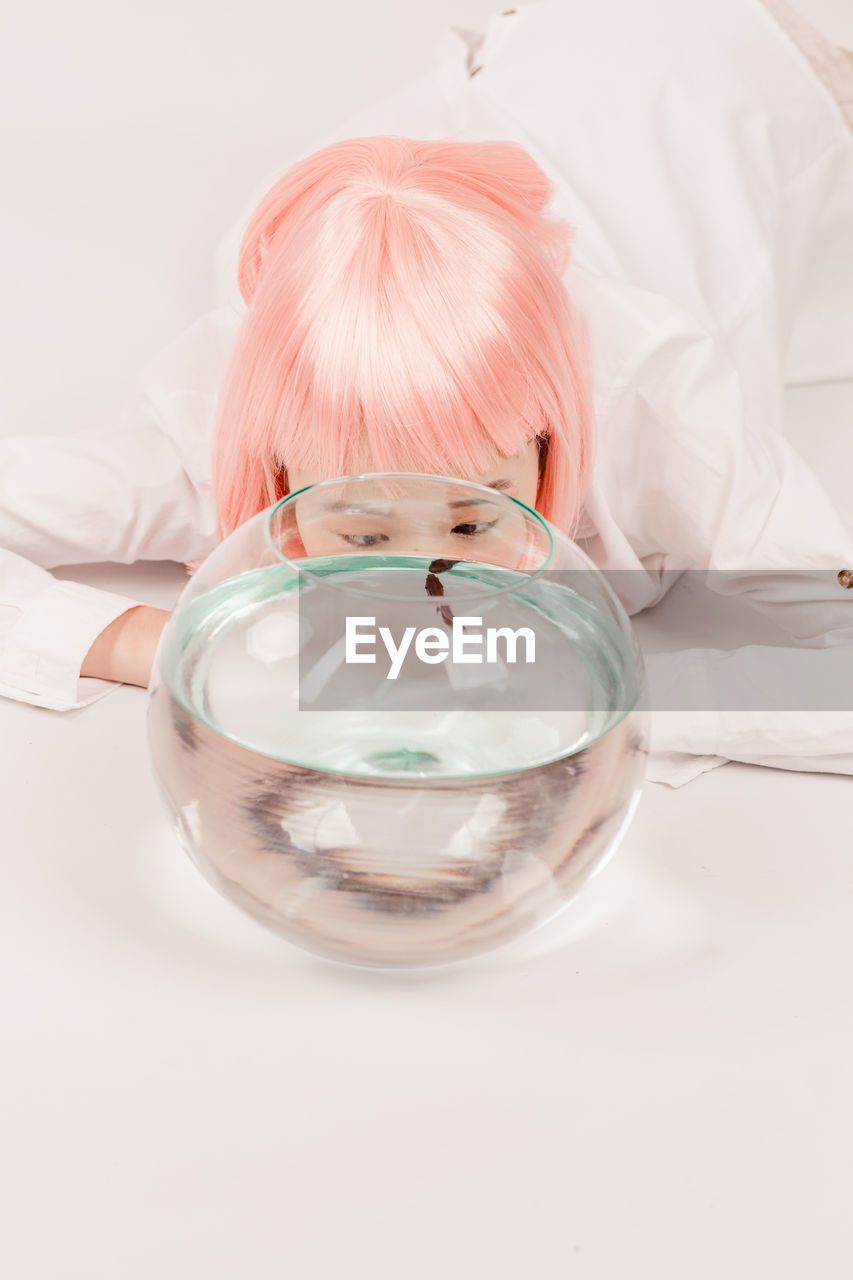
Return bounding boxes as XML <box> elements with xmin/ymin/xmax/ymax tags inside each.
<box><xmin>1</xmin><ymin>3</ymin><xmax>852</xmax><ymax>1277</ymax></box>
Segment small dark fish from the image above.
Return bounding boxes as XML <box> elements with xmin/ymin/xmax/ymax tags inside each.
<box><xmin>426</xmin><ymin>558</ymin><xmax>460</xmax><ymax>629</ymax></box>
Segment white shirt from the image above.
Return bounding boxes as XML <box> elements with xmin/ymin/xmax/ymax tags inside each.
<box><xmin>2</xmin><ymin>0</ymin><xmax>852</xmax><ymax>782</ymax></box>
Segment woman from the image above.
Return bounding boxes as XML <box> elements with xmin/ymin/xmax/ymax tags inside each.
<box><xmin>1</xmin><ymin>0</ymin><xmax>851</xmax><ymax>783</ymax></box>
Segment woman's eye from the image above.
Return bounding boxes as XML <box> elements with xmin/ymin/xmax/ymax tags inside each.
<box><xmin>340</xmin><ymin>532</ymin><xmax>390</xmax><ymax>547</ymax></box>
<box><xmin>451</xmin><ymin>519</ymin><xmax>500</xmax><ymax>538</ymax></box>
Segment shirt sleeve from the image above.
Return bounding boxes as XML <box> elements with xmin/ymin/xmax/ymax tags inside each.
<box><xmin>0</xmin><ymin>306</ymin><xmax>238</xmax><ymax>711</ymax></box>
<box><xmin>614</xmin><ymin>315</ymin><xmax>853</xmax><ymax>775</ymax></box>
<box><xmin>0</xmin><ymin>551</ymin><xmax>142</xmax><ymax>710</ymax></box>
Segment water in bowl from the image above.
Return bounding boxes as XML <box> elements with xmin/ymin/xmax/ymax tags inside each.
<box><xmin>147</xmin><ymin>556</ymin><xmax>647</xmax><ymax>967</ymax></box>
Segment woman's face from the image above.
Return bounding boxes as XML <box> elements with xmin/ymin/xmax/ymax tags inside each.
<box><xmin>285</xmin><ymin>438</ymin><xmax>542</xmax><ymax>561</ymax></box>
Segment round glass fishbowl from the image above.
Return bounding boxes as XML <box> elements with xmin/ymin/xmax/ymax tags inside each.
<box><xmin>147</xmin><ymin>474</ymin><xmax>648</xmax><ymax>968</ymax></box>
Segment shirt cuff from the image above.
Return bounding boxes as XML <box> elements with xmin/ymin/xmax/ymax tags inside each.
<box><xmin>0</xmin><ymin>580</ymin><xmax>143</xmax><ymax>711</ymax></box>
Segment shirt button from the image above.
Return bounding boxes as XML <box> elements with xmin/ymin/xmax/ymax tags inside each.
<box><xmin>838</xmin><ymin>569</ymin><xmax>853</xmax><ymax>589</ymax></box>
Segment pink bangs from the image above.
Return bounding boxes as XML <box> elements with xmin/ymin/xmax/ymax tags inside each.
<box><xmin>212</xmin><ymin>136</ymin><xmax>595</xmax><ymax>539</ymax></box>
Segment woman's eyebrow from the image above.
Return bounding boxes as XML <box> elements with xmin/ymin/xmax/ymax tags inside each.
<box><xmin>321</xmin><ymin>479</ymin><xmax>513</xmax><ymax>513</ymax></box>
<box><xmin>448</xmin><ymin>479</ymin><xmax>512</xmax><ymax>510</ymax></box>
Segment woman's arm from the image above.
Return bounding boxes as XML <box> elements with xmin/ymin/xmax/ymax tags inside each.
<box><xmin>608</xmin><ymin>315</ymin><xmax>853</xmax><ymax>775</ymax></box>
<box><xmin>80</xmin><ymin>605</ymin><xmax>170</xmax><ymax>688</ymax></box>
<box><xmin>0</xmin><ymin>306</ymin><xmax>238</xmax><ymax>710</ymax></box>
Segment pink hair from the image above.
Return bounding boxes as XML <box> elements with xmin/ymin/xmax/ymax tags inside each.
<box><xmin>212</xmin><ymin>136</ymin><xmax>595</xmax><ymax>539</ymax></box>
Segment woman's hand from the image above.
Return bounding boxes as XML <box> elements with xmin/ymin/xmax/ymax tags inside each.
<box><xmin>81</xmin><ymin>606</ymin><xmax>170</xmax><ymax>688</ymax></box>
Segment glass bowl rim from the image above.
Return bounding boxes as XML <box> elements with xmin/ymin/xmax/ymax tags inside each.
<box><xmin>263</xmin><ymin>471</ymin><xmax>559</xmax><ymax>603</ymax></box>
